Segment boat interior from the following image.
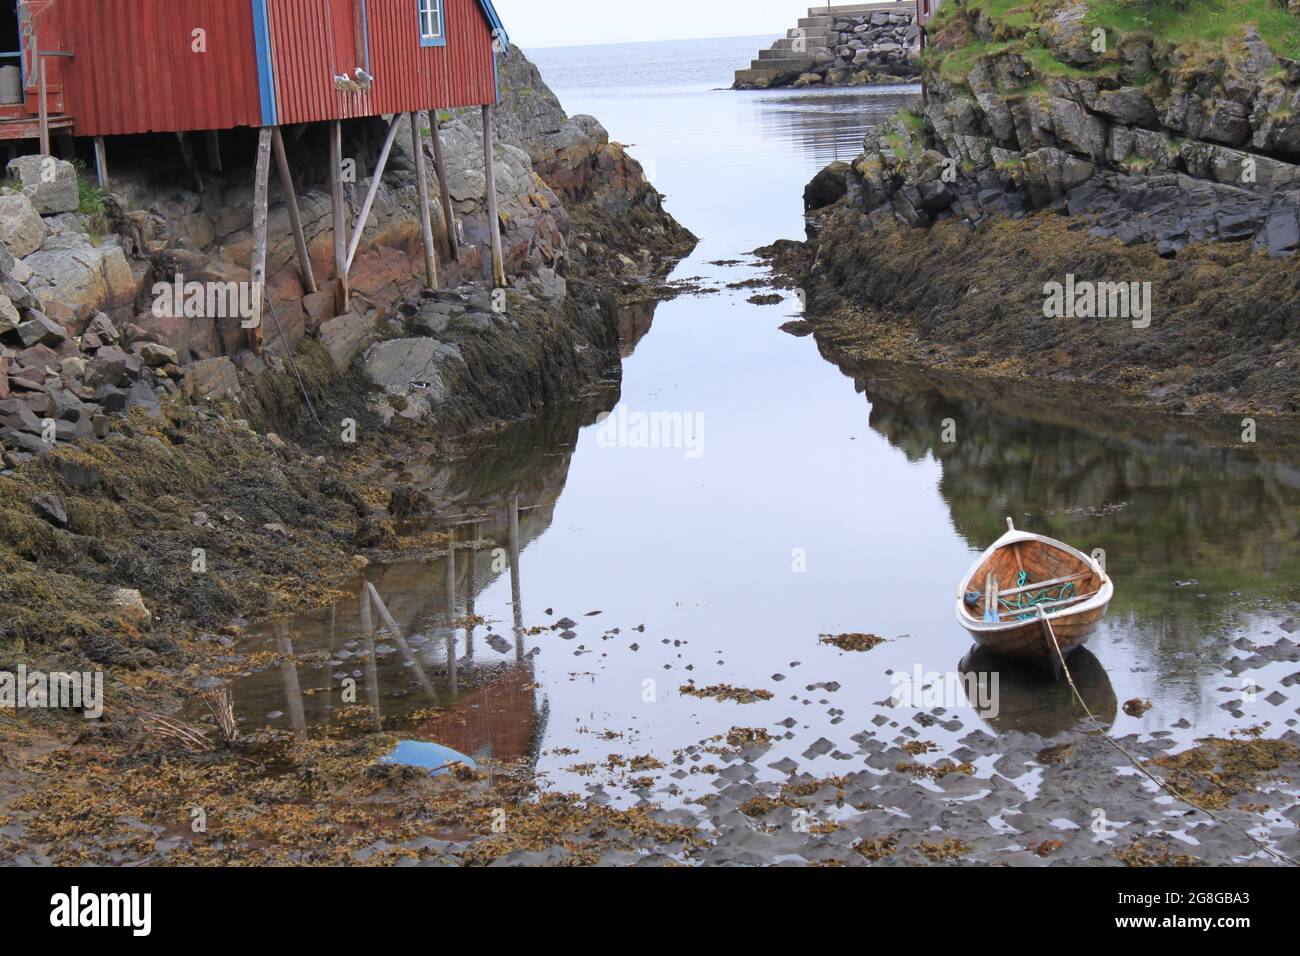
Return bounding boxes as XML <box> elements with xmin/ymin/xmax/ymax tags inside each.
<box><xmin>962</xmin><ymin>538</ymin><xmax>1103</xmax><ymax>624</ymax></box>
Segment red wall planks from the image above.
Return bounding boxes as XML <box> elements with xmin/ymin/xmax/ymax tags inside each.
<box><xmin>45</xmin><ymin>0</ymin><xmax>500</xmax><ymax>137</ymax></box>
<box><xmin>269</xmin><ymin>0</ymin><xmax>499</xmax><ymax>126</ymax></box>
<box><xmin>56</xmin><ymin>0</ymin><xmax>264</xmax><ymax>137</ymax></box>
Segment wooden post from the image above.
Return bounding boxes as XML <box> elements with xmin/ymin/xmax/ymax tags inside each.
<box><xmin>482</xmin><ymin>105</ymin><xmax>506</xmax><ymax>288</ymax></box>
<box><xmin>205</xmin><ymin>130</ymin><xmax>223</xmax><ymax>173</ymax></box>
<box><xmin>365</xmin><ymin>582</ymin><xmax>437</xmax><ymax>702</ymax></box>
<box><xmin>175</xmin><ymin>132</ymin><xmax>205</xmax><ymax>192</ymax></box>
<box><xmin>409</xmin><ymin>112</ymin><xmax>439</xmax><ymax>290</ymax></box>
<box><xmin>92</xmin><ymin>136</ymin><xmax>109</xmax><ymax>189</ymax></box>
<box><xmin>36</xmin><ymin>58</ymin><xmax>49</xmax><ymax>157</ymax></box>
<box><xmin>271</xmin><ymin>126</ymin><xmax>318</xmax><ymax>294</ymax></box>
<box><xmin>428</xmin><ymin>110</ymin><xmax>458</xmax><ymax>261</ymax></box>
<box><xmin>345</xmin><ymin>113</ymin><xmax>403</xmax><ymax>272</ymax></box>
<box><xmin>445</xmin><ymin>526</ymin><xmax>458</xmax><ymax>694</ymax></box>
<box><xmin>249</xmin><ymin>127</ymin><xmax>273</xmax><ymax>355</ymax></box>
<box><xmin>329</xmin><ymin>121</ymin><xmax>350</xmax><ymax>314</ymax></box>
<box><xmin>507</xmin><ymin>492</ymin><xmax>522</xmax><ymax>658</ymax></box>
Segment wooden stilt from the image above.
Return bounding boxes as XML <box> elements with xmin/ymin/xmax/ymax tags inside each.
<box><xmin>205</xmin><ymin>130</ymin><xmax>223</xmax><ymax>173</ymax></box>
<box><xmin>345</xmin><ymin>113</ymin><xmax>402</xmax><ymax>272</ymax></box>
<box><xmin>428</xmin><ymin>110</ymin><xmax>458</xmax><ymax>261</ymax></box>
<box><xmin>329</xmin><ymin>121</ymin><xmax>350</xmax><ymax>314</ymax></box>
<box><xmin>482</xmin><ymin>105</ymin><xmax>506</xmax><ymax>288</ymax></box>
<box><xmin>409</xmin><ymin>112</ymin><xmax>439</xmax><ymax>290</ymax></box>
<box><xmin>175</xmin><ymin>132</ymin><xmax>204</xmax><ymax>191</ymax></box>
<box><xmin>249</xmin><ymin>127</ymin><xmax>273</xmax><ymax>355</ymax></box>
<box><xmin>36</xmin><ymin>59</ymin><xmax>49</xmax><ymax>156</ymax></box>
<box><xmin>271</xmin><ymin>126</ymin><xmax>318</xmax><ymax>294</ymax></box>
<box><xmin>92</xmin><ymin>136</ymin><xmax>109</xmax><ymax>189</ymax></box>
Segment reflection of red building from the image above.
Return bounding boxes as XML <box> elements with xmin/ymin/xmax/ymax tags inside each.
<box><xmin>419</xmin><ymin>663</ymin><xmax>542</xmax><ymax>764</ymax></box>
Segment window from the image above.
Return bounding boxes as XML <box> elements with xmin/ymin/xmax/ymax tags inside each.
<box><xmin>418</xmin><ymin>0</ymin><xmax>445</xmax><ymax>47</ymax></box>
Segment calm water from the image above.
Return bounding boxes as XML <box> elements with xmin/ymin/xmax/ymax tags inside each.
<box><xmin>229</xmin><ymin>38</ymin><xmax>1300</xmax><ymax>804</ymax></box>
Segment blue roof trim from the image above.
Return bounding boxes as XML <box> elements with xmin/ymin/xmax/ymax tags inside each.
<box><xmin>251</xmin><ymin>0</ymin><xmax>277</xmax><ymax>126</ymax></box>
<box><xmin>476</xmin><ymin>0</ymin><xmax>509</xmax><ymax>50</ymax></box>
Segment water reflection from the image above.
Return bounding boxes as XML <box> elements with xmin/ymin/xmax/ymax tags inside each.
<box><xmin>750</xmin><ymin>88</ymin><xmax>919</xmax><ymax>166</ymax></box>
<box><xmin>959</xmin><ymin>646</ymin><xmax>1117</xmax><ymax>736</ymax></box>
<box><xmin>227</xmin><ymin>390</ymin><xmax>618</xmax><ymax>766</ymax></box>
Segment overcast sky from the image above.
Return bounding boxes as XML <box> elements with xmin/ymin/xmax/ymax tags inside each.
<box><xmin>492</xmin><ymin>0</ymin><xmax>813</xmax><ymax>48</ymax></box>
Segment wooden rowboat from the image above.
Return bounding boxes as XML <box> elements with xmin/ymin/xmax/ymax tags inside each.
<box><xmin>955</xmin><ymin>519</ymin><xmax>1113</xmax><ymax>665</ymax></box>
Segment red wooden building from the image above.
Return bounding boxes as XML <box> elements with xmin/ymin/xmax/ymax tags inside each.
<box><xmin>1</xmin><ymin>0</ymin><xmax>512</xmax><ymax>342</ymax></box>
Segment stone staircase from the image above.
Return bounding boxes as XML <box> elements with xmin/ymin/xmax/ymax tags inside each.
<box><xmin>734</xmin><ymin>3</ymin><xmax>914</xmax><ymax>88</ymax></box>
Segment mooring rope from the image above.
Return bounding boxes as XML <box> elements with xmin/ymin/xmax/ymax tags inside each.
<box><xmin>265</xmin><ymin>294</ymin><xmax>324</xmax><ymax>431</ymax></box>
<box><xmin>1037</xmin><ymin>607</ymin><xmax>1298</xmax><ymax>867</ymax></box>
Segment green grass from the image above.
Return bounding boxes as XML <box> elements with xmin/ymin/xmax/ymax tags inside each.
<box><xmin>72</xmin><ymin>160</ymin><xmax>109</xmax><ymax>243</ymax></box>
<box><xmin>927</xmin><ymin>0</ymin><xmax>1300</xmax><ymax>91</ymax></box>
<box><xmin>1087</xmin><ymin>0</ymin><xmax>1300</xmax><ymax>59</ymax></box>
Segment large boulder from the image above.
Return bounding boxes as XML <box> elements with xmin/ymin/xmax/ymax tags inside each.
<box><xmin>0</xmin><ymin>193</ymin><xmax>47</xmax><ymax>258</ymax></box>
<box><xmin>6</xmin><ymin>155</ymin><xmax>80</xmax><ymax>215</ymax></box>
<box><xmin>185</xmin><ymin>356</ymin><xmax>241</xmax><ymax>401</ymax></box>
<box><xmin>363</xmin><ymin>337</ymin><xmax>463</xmax><ymax>422</ymax></box>
<box><xmin>22</xmin><ymin>238</ymin><xmax>137</xmax><ymax>322</ymax></box>
<box><xmin>0</xmin><ymin>291</ymin><xmax>20</xmax><ymax>335</ymax></box>
<box><xmin>319</xmin><ymin>312</ymin><xmax>378</xmax><ymax>371</ymax></box>
<box><xmin>805</xmin><ymin>161</ymin><xmax>851</xmax><ymax>210</ymax></box>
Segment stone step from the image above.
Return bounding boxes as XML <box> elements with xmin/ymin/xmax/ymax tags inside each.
<box><xmin>786</xmin><ymin>27</ymin><xmax>831</xmax><ymax>40</ymax></box>
<box><xmin>797</xmin><ymin>16</ymin><xmax>834</xmax><ymax>28</ymax></box>
<box><xmin>772</xmin><ymin>35</ymin><xmax>829</xmax><ymax>51</ymax></box>
<box><xmin>758</xmin><ymin>48</ymin><xmax>831</xmax><ymax>61</ymax></box>
<box><xmin>747</xmin><ymin>56</ymin><xmax>823</xmax><ymax>72</ymax></box>
<box><xmin>807</xmin><ymin>2</ymin><xmax>913</xmax><ymax>15</ymax></box>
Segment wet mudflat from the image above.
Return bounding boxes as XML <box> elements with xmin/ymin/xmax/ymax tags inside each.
<box><xmin>225</xmin><ymin>38</ymin><xmax>1300</xmax><ymax>864</ymax></box>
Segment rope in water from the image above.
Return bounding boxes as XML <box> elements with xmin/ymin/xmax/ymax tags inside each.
<box><xmin>1037</xmin><ymin>607</ymin><xmax>1298</xmax><ymax>867</ymax></box>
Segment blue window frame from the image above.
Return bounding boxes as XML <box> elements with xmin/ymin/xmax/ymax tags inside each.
<box><xmin>418</xmin><ymin>0</ymin><xmax>446</xmax><ymax>47</ymax></box>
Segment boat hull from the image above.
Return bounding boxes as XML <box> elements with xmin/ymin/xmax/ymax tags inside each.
<box><xmin>961</xmin><ymin>599</ymin><xmax>1109</xmax><ymax>663</ymax></box>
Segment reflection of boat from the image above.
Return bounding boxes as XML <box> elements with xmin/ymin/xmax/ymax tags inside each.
<box><xmin>956</xmin><ymin>519</ymin><xmax>1113</xmax><ymax>664</ymax></box>
<box><xmin>958</xmin><ymin>646</ymin><xmax>1117</xmax><ymax>736</ymax></box>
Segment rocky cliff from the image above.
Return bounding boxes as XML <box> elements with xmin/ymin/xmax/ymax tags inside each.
<box><xmin>784</xmin><ymin>0</ymin><xmax>1300</xmax><ymax>414</ymax></box>
<box><xmin>0</xmin><ymin>45</ymin><xmax>692</xmax><ymax>468</ymax></box>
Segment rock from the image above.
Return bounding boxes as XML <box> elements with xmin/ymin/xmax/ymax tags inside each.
<box><xmin>84</xmin><ymin>346</ymin><xmax>134</xmax><ymax>388</ymax></box>
<box><xmin>1041</xmin><ymin>1</ymin><xmax>1097</xmax><ymax>67</ymax></box>
<box><xmin>363</xmin><ymin>337</ymin><xmax>463</xmax><ymax>422</ymax></box>
<box><xmin>318</xmin><ymin>312</ymin><xmax>378</xmax><ymax>371</ymax></box>
<box><xmin>0</xmin><ymin>292</ymin><xmax>20</xmax><ymax>335</ymax></box>
<box><xmin>109</xmin><ymin>588</ymin><xmax>153</xmax><ymax>630</ymax></box>
<box><xmin>1047</xmin><ymin>96</ymin><xmax>1108</xmax><ymax>160</ymax></box>
<box><xmin>93</xmin><ymin>384</ymin><xmax>128</xmax><ymax>413</ymax></box>
<box><xmin>0</xmin><ymin>426</ymin><xmax>46</xmax><ymax>455</ymax></box>
<box><xmin>22</xmin><ymin>242</ymin><xmax>136</xmax><ymax>321</ymax></box>
<box><xmin>6</xmin><ymin>155</ymin><xmax>79</xmax><ymax>214</ymax></box>
<box><xmin>61</xmin><ymin>356</ymin><xmax>86</xmax><ymax>381</ymax></box>
<box><xmin>185</xmin><ymin>356</ymin><xmax>241</xmax><ymax>401</ymax></box>
<box><xmin>32</xmin><ymin>492</ymin><xmax>68</xmax><ymax>528</ymax></box>
<box><xmin>51</xmin><ymin>455</ymin><xmax>104</xmax><ymax>490</ymax></box>
<box><xmin>0</xmin><ymin>397</ymin><xmax>44</xmax><ymax>435</ymax></box>
<box><xmin>138</xmin><ymin>342</ymin><xmax>179</xmax><ymax>367</ymax></box>
<box><xmin>86</xmin><ymin>312</ymin><xmax>120</xmax><ymax>344</ymax></box>
<box><xmin>301</xmin><ymin>290</ymin><xmax>335</xmax><ymax>331</ymax></box>
<box><xmin>0</xmin><ymin>193</ymin><xmax>47</xmax><ymax>258</ymax></box>
<box><xmin>124</xmin><ymin>381</ymin><xmax>162</xmax><ymax>417</ymax></box>
<box><xmin>1265</xmin><ymin>204</ymin><xmax>1300</xmax><ymax>256</ymax></box>
<box><xmin>15</xmin><ymin>311</ymin><xmax>67</xmax><ymax>348</ymax></box>
<box><xmin>805</xmin><ymin>161</ymin><xmax>851</xmax><ymax>210</ymax></box>
<box><xmin>1093</xmin><ymin>88</ymin><xmax>1159</xmax><ymax>129</ymax></box>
